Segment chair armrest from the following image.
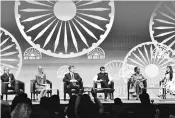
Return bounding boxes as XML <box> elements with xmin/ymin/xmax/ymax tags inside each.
<box><xmin>127</xmin><ymin>79</ymin><xmax>131</xmax><ymax>91</ymax></box>
<box><xmin>30</xmin><ymin>80</ymin><xmax>36</xmax><ymax>93</ymax></box>
<box><xmin>46</xmin><ymin>80</ymin><xmax>52</xmax><ymax>89</ymax></box>
<box><xmin>1</xmin><ymin>81</ymin><xmax>8</xmax><ymax>94</ymax></box>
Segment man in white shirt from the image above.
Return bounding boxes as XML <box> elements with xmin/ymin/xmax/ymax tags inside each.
<box><xmin>93</xmin><ymin>66</ymin><xmax>113</xmax><ymax>100</ymax></box>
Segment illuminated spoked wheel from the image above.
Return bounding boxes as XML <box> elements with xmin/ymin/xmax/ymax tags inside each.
<box><xmin>122</xmin><ymin>42</ymin><xmax>175</xmax><ymax>87</ymax></box>
<box><xmin>87</xmin><ymin>47</ymin><xmax>105</xmax><ymax>59</ymax></box>
<box><xmin>15</xmin><ymin>0</ymin><xmax>115</xmax><ymax>58</ymax></box>
<box><xmin>120</xmin><ymin>64</ymin><xmax>136</xmax><ymax>83</ymax></box>
<box><xmin>104</xmin><ymin>60</ymin><xmax>123</xmax><ymax>81</ymax></box>
<box><xmin>0</xmin><ymin>27</ymin><xmax>22</xmax><ymax>78</ymax></box>
<box><xmin>150</xmin><ymin>1</ymin><xmax>175</xmax><ymax>50</ymax></box>
<box><xmin>57</xmin><ymin>65</ymin><xmax>69</xmax><ymax>79</ymax></box>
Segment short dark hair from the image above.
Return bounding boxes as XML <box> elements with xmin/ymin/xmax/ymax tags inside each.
<box><xmin>68</xmin><ymin>65</ymin><xmax>74</xmax><ymax>70</ymax></box>
<box><xmin>100</xmin><ymin>66</ymin><xmax>105</xmax><ymax>71</ymax></box>
<box><xmin>134</xmin><ymin>67</ymin><xmax>138</xmax><ymax>72</ymax></box>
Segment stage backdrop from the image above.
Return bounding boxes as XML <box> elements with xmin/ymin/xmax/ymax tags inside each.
<box><xmin>1</xmin><ymin>1</ymin><xmax>175</xmax><ymax>100</ymax></box>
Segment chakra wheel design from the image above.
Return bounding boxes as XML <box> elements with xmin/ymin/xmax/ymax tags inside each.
<box><xmin>57</xmin><ymin>65</ymin><xmax>69</xmax><ymax>79</ymax></box>
<box><xmin>87</xmin><ymin>47</ymin><xmax>105</xmax><ymax>59</ymax></box>
<box><xmin>87</xmin><ymin>47</ymin><xmax>105</xmax><ymax>57</ymax></box>
<box><xmin>150</xmin><ymin>1</ymin><xmax>175</xmax><ymax>50</ymax></box>
<box><xmin>104</xmin><ymin>60</ymin><xmax>123</xmax><ymax>81</ymax></box>
<box><xmin>24</xmin><ymin>47</ymin><xmax>42</xmax><ymax>59</ymax></box>
<box><xmin>122</xmin><ymin>42</ymin><xmax>175</xmax><ymax>87</ymax></box>
<box><xmin>120</xmin><ymin>64</ymin><xmax>135</xmax><ymax>83</ymax></box>
<box><xmin>0</xmin><ymin>27</ymin><xmax>22</xmax><ymax>78</ymax></box>
<box><xmin>15</xmin><ymin>0</ymin><xmax>115</xmax><ymax>58</ymax></box>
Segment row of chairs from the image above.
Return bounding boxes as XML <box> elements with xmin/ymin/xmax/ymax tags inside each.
<box><xmin>1</xmin><ymin>78</ymin><xmax>146</xmax><ymax>101</ymax></box>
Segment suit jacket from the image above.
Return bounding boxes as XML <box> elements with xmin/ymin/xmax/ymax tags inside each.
<box><xmin>63</xmin><ymin>73</ymin><xmax>82</xmax><ymax>85</ymax></box>
<box><xmin>1</xmin><ymin>73</ymin><xmax>15</xmax><ymax>87</ymax></box>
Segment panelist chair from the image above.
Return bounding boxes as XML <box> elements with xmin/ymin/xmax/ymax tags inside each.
<box><xmin>1</xmin><ymin>80</ymin><xmax>25</xmax><ymax>101</ymax></box>
<box><xmin>93</xmin><ymin>80</ymin><xmax>115</xmax><ymax>100</ymax></box>
<box><xmin>30</xmin><ymin>79</ymin><xmax>52</xmax><ymax>100</ymax></box>
<box><xmin>127</xmin><ymin>78</ymin><xmax>147</xmax><ymax>100</ymax></box>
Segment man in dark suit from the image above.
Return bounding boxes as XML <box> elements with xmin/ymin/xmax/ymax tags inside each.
<box><xmin>63</xmin><ymin>65</ymin><xmax>82</xmax><ymax>97</ymax></box>
<box><xmin>93</xmin><ymin>66</ymin><xmax>113</xmax><ymax>100</ymax></box>
<box><xmin>1</xmin><ymin>67</ymin><xmax>16</xmax><ymax>99</ymax></box>
<box><xmin>1</xmin><ymin>67</ymin><xmax>16</xmax><ymax>90</ymax></box>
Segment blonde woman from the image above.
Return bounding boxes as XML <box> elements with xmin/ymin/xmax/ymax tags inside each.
<box><xmin>35</xmin><ymin>66</ymin><xmax>49</xmax><ymax>101</ymax></box>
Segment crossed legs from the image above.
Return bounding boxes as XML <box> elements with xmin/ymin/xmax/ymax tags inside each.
<box><xmin>36</xmin><ymin>86</ymin><xmax>48</xmax><ymax>101</ymax></box>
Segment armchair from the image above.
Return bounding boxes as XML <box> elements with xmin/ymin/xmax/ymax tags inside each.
<box><xmin>63</xmin><ymin>81</ymin><xmax>83</xmax><ymax>101</ymax></box>
<box><xmin>127</xmin><ymin>78</ymin><xmax>147</xmax><ymax>100</ymax></box>
<box><xmin>30</xmin><ymin>79</ymin><xmax>52</xmax><ymax>100</ymax></box>
<box><xmin>1</xmin><ymin>80</ymin><xmax>25</xmax><ymax>101</ymax></box>
<box><xmin>93</xmin><ymin>80</ymin><xmax>115</xmax><ymax>100</ymax></box>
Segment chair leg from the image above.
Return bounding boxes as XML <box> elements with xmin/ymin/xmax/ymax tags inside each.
<box><xmin>35</xmin><ymin>93</ymin><xmax>37</xmax><ymax>100</ymax></box>
<box><xmin>47</xmin><ymin>93</ymin><xmax>49</xmax><ymax>97</ymax></box>
<box><xmin>110</xmin><ymin>92</ymin><xmax>112</xmax><ymax>100</ymax></box>
<box><xmin>50</xmin><ymin>91</ymin><xmax>52</xmax><ymax>97</ymax></box>
<box><xmin>33</xmin><ymin>93</ymin><xmax>35</xmax><ymax>100</ymax></box>
<box><xmin>6</xmin><ymin>94</ymin><xmax>8</xmax><ymax>101</ymax></box>
<box><xmin>31</xmin><ymin>93</ymin><xmax>33</xmax><ymax>100</ymax></box>
<box><xmin>64</xmin><ymin>92</ymin><xmax>66</xmax><ymax>101</ymax></box>
<box><xmin>1</xmin><ymin>94</ymin><xmax>3</xmax><ymax>100</ymax></box>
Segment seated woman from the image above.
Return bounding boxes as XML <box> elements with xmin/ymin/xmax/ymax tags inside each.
<box><xmin>35</xmin><ymin>66</ymin><xmax>50</xmax><ymax>101</ymax></box>
<box><xmin>159</xmin><ymin>66</ymin><xmax>174</xmax><ymax>100</ymax></box>
<box><xmin>129</xmin><ymin>67</ymin><xmax>146</xmax><ymax>100</ymax></box>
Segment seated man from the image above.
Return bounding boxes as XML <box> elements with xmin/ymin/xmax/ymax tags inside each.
<box><xmin>93</xmin><ymin>66</ymin><xmax>113</xmax><ymax>100</ymax></box>
<box><xmin>63</xmin><ymin>65</ymin><xmax>82</xmax><ymax>97</ymax></box>
<box><xmin>1</xmin><ymin>67</ymin><xmax>16</xmax><ymax>99</ymax></box>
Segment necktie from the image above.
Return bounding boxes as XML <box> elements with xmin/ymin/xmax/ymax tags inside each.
<box><xmin>71</xmin><ymin>73</ymin><xmax>74</xmax><ymax>80</ymax></box>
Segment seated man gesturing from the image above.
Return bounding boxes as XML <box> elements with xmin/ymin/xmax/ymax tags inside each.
<box><xmin>93</xmin><ymin>66</ymin><xmax>113</xmax><ymax>100</ymax></box>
